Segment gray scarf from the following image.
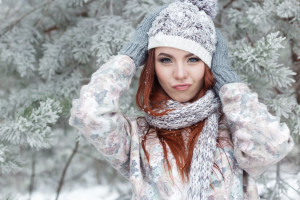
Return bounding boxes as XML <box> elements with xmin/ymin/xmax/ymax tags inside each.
<box><xmin>145</xmin><ymin>90</ymin><xmax>221</xmax><ymax>200</ymax></box>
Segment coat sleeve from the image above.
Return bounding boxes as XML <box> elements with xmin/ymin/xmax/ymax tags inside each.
<box><xmin>219</xmin><ymin>82</ymin><xmax>294</xmax><ymax>179</ymax></box>
<box><xmin>69</xmin><ymin>55</ymin><xmax>136</xmax><ymax>179</ymax></box>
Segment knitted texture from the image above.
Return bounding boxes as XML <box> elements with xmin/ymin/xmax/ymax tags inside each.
<box><xmin>145</xmin><ymin>90</ymin><xmax>220</xmax><ymax>129</ymax></box>
<box><xmin>188</xmin><ymin>112</ymin><xmax>219</xmax><ymax>200</ymax></box>
<box><xmin>211</xmin><ymin>29</ymin><xmax>241</xmax><ymax>94</ymax></box>
<box><xmin>179</xmin><ymin>0</ymin><xmax>218</xmax><ymax>18</ymax></box>
<box><xmin>119</xmin><ymin>5</ymin><xmax>167</xmax><ymax>68</ymax></box>
<box><xmin>145</xmin><ymin>89</ymin><xmax>221</xmax><ymax>200</ymax></box>
<box><xmin>148</xmin><ymin>0</ymin><xmax>217</xmax><ymax>67</ymax></box>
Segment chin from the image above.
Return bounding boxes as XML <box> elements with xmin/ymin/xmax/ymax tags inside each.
<box><xmin>171</xmin><ymin>95</ymin><xmax>192</xmax><ymax>103</ymax></box>
<box><xmin>169</xmin><ymin>90</ymin><xmax>201</xmax><ymax>102</ymax></box>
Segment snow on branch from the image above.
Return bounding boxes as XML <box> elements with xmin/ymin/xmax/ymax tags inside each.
<box><xmin>0</xmin><ymin>25</ymin><xmax>42</xmax><ymax>78</ymax></box>
<box><xmin>0</xmin><ymin>98</ymin><xmax>62</xmax><ymax>149</ymax></box>
<box><xmin>39</xmin><ymin>18</ymin><xmax>99</xmax><ymax>80</ymax></box>
<box><xmin>91</xmin><ymin>15</ymin><xmax>134</xmax><ymax>65</ymax></box>
<box><xmin>276</xmin><ymin>0</ymin><xmax>300</xmax><ymax>20</ymax></box>
<box><xmin>231</xmin><ymin>32</ymin><xmax>295</xmax><ymax>89</ymax></box>
<box><xmin>0</xmin><ymin>143</ymin><xmax>22</xmax><ymax>174</ymax></box>
<box><xmin>122</xmin><ymin>0</ymin><xmax>172</xmax><ymax>25</ymax></box>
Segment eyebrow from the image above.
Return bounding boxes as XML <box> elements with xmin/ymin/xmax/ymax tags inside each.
<box><xmin>157</xmin><ymin>52</ymin><xmax>195</xmax><ymax>58</ymax></box>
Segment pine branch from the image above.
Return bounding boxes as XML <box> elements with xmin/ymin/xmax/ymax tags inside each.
<box><xmin>28</xmin><ymin>155</ymin><xmax>36</xmax><ymax>200</ymax></box>
<box><xmin>245</xmin><ymin>32</ymin><xmax>254</xmax><ymax>47</ymax></box>
<box><xmin>0</xmin><ymin>99</ymin><xmax>62</xmax><ymax>149</ymax></box>
<box><xmin>0</xmin><ymin>0</ymin><xmax>55</xmax><ymax>38</ymax></box>
<box><xmin>269</xmin><ymin>162</ymin><xmax>280</xmax><ymax>200</ymax></box>
<box><xmin>267</xmin><ymin>162</ymin><xmax>300</xmax><ymax>199</ymax></box>
<box><xmin>55</xmin><ymin>141</ymin><xmax>79</xmax><ymax>200</ymax></box>
<box><xmin>109</xmin><ymin>0</ymin><xmax>114</xmax><ymax>16</ymax></box>
<box><xmin>85</xmin><ymin>0</ymin><xmax>98</xmax><ymax>5</ymax></box>
<box><xmin>0</xmin><ymin>144</ymin><xmax>23</xmax><ymax>174</ymax></box>
<box><xmin>43</xmin><ymin>25</ymin><xmax>59</xmax><ymax>34</ymax></box>
<box><xmin>75</xmin><ymin>11</ymin><xmax>89</xmax><ymax>17</ymax></box>
<box><xmin>280</xmin><ymin>177</ymin><xmax>300</xmax><ymax>196</ymax></box>
<box><xmin>34</xmin><ymin>0</ymin><xmax>55</xmax><ymax>28</ymax></box>
<box><xmin>290</xmin><ymin>40</ymin><xmax>300</xmax><ymax>104</ymax></box>
<box><xmin>64</xmin><ymin>166</ymin><xmax>89</xmax><ymax>182</ymax></box>
<box><xmin>223</xmin><ymin>0</ymin><xmax>237</xmax><ymax>9</ymax></box>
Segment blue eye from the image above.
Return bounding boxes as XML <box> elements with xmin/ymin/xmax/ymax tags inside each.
<box><xmin>159</xmin><ymin>58</ymin><xmax>172</xmax><ymax>63</ymax></box>
<box><xmin>188</xmin><ymin>57</ymin><xmax>200</xmax><ymax>62</ymax></box>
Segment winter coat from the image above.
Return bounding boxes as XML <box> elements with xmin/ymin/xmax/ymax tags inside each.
<box><xmin>69</xmin><ymin>55</ymin><xmax>294</xmax><ymax>200</ymax></box>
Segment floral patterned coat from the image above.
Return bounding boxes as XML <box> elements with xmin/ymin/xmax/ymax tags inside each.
<box><xmin>69</xmin><ymin>55</ymin><xmax>294</xmax><ymax>200</ymax></box>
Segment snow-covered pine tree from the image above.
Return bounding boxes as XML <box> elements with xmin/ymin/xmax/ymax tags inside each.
<box><xmin>0</xmin><ymin>0</ymin><xmax>299</xmax><ymax>199</ymax></box>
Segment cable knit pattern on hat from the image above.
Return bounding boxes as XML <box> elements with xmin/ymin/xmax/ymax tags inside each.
<box><xmin>179</xmin><ymin>0</ymin><xmax>218</xmax><ymax>18</ymax></box>
<box><xmin>148</xmin><ymin>0</ymin><xmax>217</xmax><ymax>67</ymax></box>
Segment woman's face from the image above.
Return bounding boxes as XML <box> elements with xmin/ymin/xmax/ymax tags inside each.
<box><xmin>154</xmin><ymin>47</ymin><xmax>206</xmax><ymax>103</ymax></box>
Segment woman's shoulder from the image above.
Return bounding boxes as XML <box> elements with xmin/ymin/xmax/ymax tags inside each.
<box><xmin>136</xmin><ymin>117</ymin><xmax>162</xmax><ymax>146</ymax></box>
<box><xmin>135</xmin><ymin>117</ymin><xmax>149</xmax><ymax>134</ymax></box>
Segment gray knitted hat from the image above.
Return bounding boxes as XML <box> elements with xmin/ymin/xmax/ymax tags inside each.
<box><xmin>148</xmin><ymin>0</ymin><xmax>218</xmax><ymax>68</ymax></box>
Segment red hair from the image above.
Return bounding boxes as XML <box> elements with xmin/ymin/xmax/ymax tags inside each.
<box><xmin>136</xmin><ymin>48</ymin><xmax>228</xmax><ymax>183</ymax></box>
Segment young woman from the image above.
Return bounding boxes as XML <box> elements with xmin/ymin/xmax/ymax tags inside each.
<box><xmin>69</xmin><ymin>1</ymin><xmax>294</xmax><ymax>199</ymax></box>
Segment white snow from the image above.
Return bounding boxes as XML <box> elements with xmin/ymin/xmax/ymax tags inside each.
<box><xmin>16</xmin><ymin>185</ymin><xmax>119</xmax><ymax>200</ymax></box>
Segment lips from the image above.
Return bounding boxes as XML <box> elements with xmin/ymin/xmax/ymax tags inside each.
<box><xmin>172</xmin><ymin>84</ymin><xmax>192</xmax><ymax>91</ymax></box>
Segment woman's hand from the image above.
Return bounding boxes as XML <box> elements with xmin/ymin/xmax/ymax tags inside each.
<box><xmin>119</xmin><ymin>5</ymin><xmax>167</xmax><ymax>69</ymax></box>
<box><xmin>211</xmin><ymin>29</ymin><xmax>241</xmax><ymax>95</ymax></box>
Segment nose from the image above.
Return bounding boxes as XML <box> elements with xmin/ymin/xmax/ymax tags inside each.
<box><xmin>174</xmin><ymin>63</ymin><xmax>188</xmax><ymax>80</ymax></box>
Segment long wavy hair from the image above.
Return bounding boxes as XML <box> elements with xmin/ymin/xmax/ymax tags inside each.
<box><xmin>136</xmin><ymin>48</ymin><xmax>228</xmax><ymax>183</ymax></box>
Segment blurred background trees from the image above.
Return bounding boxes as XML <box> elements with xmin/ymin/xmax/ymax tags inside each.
<box><xmin>0</xmin><ymin>0</ymin><xmax>299</xmax><ymax>199</ymax></box>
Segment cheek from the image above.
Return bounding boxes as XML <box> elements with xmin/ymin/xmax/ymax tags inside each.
<box><xmin>155</xmin><ymin>65</ymin><xmax>169</xmax><ymax>84</ymax></box>
<box><xmin>199</xmin><ymin>69</ymin><xmax>205</xmax><ymax>80</ymax></box>
<box><xmin>190</xmin><ymin>66</ymin><xmax>205</xmax><ymax>81</ymax></box>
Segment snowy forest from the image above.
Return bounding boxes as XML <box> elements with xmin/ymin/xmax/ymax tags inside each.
<box><xmin>0</xmin><ymin>0</ymin><xmax>299</xmax><ymax>199</ymax></box>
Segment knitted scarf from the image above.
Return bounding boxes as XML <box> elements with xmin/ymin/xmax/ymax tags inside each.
<box><xmin>145</xmin><ymin>90</ymin><xmax>221</xmax><ymax>200</ymax></box>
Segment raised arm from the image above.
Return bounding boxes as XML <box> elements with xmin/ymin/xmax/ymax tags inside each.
<box><xmin>211</xmin><ymin>29</ymin><xmax>294</xmax><ymax>179</ymax></box>
<box><xmin>219</xmin><ymin>83</ymin><xmax>294</xmax><ymax>178</ymax></box>
<box><xmin>69</xmin><ymin>6</ymin><xmax>166</xmax><ymax>179</ymax></box>
<box><xmin>69</xmin><ymin>55</ymin><xmax>136</xmax><ymax>178</ymax></box>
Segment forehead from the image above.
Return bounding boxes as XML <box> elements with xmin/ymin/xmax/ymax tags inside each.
<box><xmin>155</xmin><ymin>47</ymin><xmax>193</xmax><ymax>56</ymax></box>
